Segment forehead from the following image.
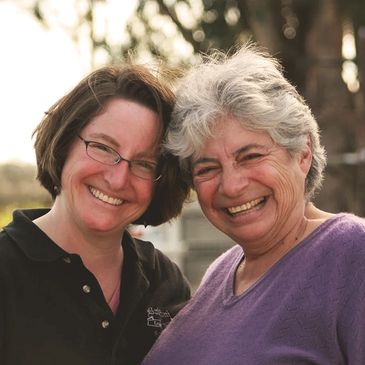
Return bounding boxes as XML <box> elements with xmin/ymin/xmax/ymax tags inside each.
<box><xmin>193</xmin><ymin>117</ymin><xmax>272</xmax><ymax>157</ymax></box>
<box><xmin>83</xmin><ymin>98</ymin><xmax>161</xmax><ymax>151</ymax></box>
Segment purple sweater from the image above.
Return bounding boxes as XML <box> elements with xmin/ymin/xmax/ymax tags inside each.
<box><xmin>143</xmin><ymin>214</ymin><xmax>365</xmax><ymax>365</ymax></box>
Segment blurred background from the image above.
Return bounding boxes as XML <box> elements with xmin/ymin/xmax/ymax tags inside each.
<box><xmin>1</xmin><ymin>0</ymin><xmax>364</xmax><ymax>290</ymax></box>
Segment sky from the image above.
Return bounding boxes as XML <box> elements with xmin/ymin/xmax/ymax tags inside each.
<box><xmin>0</xmin><ymin>0</ymin><xmax>136</xmax><ymax>165</ymax></box>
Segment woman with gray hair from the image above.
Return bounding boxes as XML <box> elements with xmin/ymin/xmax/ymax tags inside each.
<box><xmin>143</xmin><ymin>43</ymin><xmax>365</xmax><ymax>364</ymax></box>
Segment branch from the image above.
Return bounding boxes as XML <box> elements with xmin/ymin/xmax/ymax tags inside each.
<box><xmin>155</xmin><ymin>0</ymin><xmax>203</xmax><ymax>53</ymax></box>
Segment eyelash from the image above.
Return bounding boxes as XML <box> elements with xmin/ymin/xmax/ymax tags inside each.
<box><xmin>194</xmin><ymin>166</ymin><xmax>219</xmax><ymax>176</ymax></box>
<box><xmin>93</xmin><ymin>143</ymin><xmax>111</xmax><ymax>152</ymax></box>
<box><xmin>239</xmin><ymin>153</ymin><xmax>263</xmax><ymax>162</ymax></box>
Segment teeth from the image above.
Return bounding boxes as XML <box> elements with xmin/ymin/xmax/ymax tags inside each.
<box><xmin>89</xmin><ymin>187</ymin><xmax>123</xmax><ymax>206</ymax></box>
<box><xmin>228</xmin><ymin>198</ymin><xmax>264</xmax><ymax>215</ymax></box>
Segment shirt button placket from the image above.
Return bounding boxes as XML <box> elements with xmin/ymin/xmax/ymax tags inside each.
<box><xmin>80</xmin><ymin>282</ymin><xmax>110</xmax><ymax>331</ymax></box>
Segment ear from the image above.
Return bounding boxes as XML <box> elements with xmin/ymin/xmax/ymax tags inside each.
<box><xmin>298</xmin><ymin>136</ymin><xmax>312</xmax><ymax>175</ymax></box>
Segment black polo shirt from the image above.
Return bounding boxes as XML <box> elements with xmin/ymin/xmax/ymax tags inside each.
<box><xmin>0</xmin><ymin>209</ymin><xmax>190</xmax><ymax>365</ymax></box>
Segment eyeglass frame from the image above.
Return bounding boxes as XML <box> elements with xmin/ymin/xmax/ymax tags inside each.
<box><xmin>78</xmin><ymin>135</ymin><xmax>162</xmax><ymax>182</ymax></box>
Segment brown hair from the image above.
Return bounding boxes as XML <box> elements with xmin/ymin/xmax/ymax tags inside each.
<box><xmin>33</xmin><ymin>63</ymin><xmax>189</xmax><ymax>226</ymax></box>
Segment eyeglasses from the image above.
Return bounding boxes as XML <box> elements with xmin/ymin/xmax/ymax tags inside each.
<box><xmin>78</xmin><ymin>135</ymin><xmax>161</xmax><ymax>181</ymax></box>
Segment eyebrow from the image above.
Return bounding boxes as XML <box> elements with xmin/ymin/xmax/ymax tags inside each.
<box><xmin>87</xmin><ymin>133</ymin><xmax>119</xmax><ymax>148</ymax></box>
<box><xmin>192</xmin><ymin>143</ymin><xmax>265</xmax><ymax>167</ymax></box>
<box><xmin>234</xmin><ymin>143</ymin><xmax>264</xmax><ymax>156</ymax></box>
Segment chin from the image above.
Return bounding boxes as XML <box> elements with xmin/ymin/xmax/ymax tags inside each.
<box><xmin>225</xmin><ymin>225</ymin><xmax>265</xmax><ymax>243</ymax></box>
<box><xmin>81</xmin><ymin>215</ymin><xmax>120</xmax><ymax>233</ymax></box>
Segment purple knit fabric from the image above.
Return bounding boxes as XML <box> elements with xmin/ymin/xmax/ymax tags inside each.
<box><xmin>143</xmin><ymin>214</ymin><xmax>365</xmax><ymax>365</ymax></box>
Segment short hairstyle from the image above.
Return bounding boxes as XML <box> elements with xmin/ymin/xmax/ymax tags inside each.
<box><xmin>166</xmin><ymin>43</ymin><xmax>327</xmax><ymax>200</ymax></box>
<box><xmin>33</xmin><ymin>63</ymin><xmax>189</xmax><ymax>226</ymax></box>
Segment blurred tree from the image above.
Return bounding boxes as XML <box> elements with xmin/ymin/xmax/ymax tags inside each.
<box><xmin>0</xmin><ymin>162</ymin><xmax>51</xmax><ymax>226</ymax></box>
<box><xmin>0</xmin><ymin>163</ymin><xmax>51</xmax><ymax>207</ymax></box>
<box><xmin>125</xmin><ymin>0</ymin><xmax>365</xmax><ymax>215</ymax></box>
<box><xmin>24</xmin><ymin>0</ymin><xmax>365</xmax><ymax>215</ymax></box>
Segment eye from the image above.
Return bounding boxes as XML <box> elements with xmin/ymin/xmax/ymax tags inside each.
<box><xmin>193</xmin><ymin>164</ymin><xmax>221</xmax><ymax>180</ymax></box>
<box><xmin>133</xmin><ymin>160</ymin><xmax>157</xmax><ymax>172</ymax></box>
<box><xmin>245</xmin><ymin>153</ymin><xmax>262</xmax><ymax>160</ymax></box>
<box><xmin>89</xmin><ymin>142</ymin><xmax>113</xmax><ymax>154</ymax></box>
<box><xmin>238</xmin><ymin>153</ymin><xmax>263</xmax><ymax>163</ymax></box>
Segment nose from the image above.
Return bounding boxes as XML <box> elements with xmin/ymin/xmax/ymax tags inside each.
<box><xmin>104</xmin><ymin>161</ymin><xmax>131</xmax><ymax>190</ymax></box>
<box><xmin>218</xmin><ymin>165</ymin><xmax>249</xmax><ymax>197</ymax></box>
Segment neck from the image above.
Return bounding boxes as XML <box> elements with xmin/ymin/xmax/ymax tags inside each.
<box><xmin>234</xmin><ymin>214</ymin><xmax>328</xmax><ymax>296</ymax></box>
<box><xmin>33</xmin><ymin>205</ymin><xmax>125</xmax><ymax>312</ymax></box>
<box><xmin>33</xmin><ymin>206</ymin><xmax>124</xmax><ymax>275</ymax></box>
<box><xmin>242</xmin><ymin>213</ymin><xmax>309</xmax><ymax>262</ymax></box>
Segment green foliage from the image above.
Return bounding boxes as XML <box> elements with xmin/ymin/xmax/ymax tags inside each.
<box><xmin>0</xmin><ymin>163</ymin><xmax>52</xmax><ymax>227</ymax></box>
<box><xmin>0</xmin><ymin>163</ymin><xmax>51</xmax><ymax>205</ymax></box>
<box><xmin>0</xmin><ymin>201</ymin><xmax>50</xmax><ymax>228</ymax></box>
<box><xmin>0</xmin><ymin>206</ymin><xmax>13</xmax><ymax>228</ymax></box>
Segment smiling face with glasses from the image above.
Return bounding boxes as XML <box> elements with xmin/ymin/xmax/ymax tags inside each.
<box><xmin>78</xmin><ymin>135</ymin><xmax>161</xmax><ymax>182</ymax></box>
<box><xmin>59</xmin><ymin>98</ymin><xmax>162</xmax><ymax>233</ymax></box>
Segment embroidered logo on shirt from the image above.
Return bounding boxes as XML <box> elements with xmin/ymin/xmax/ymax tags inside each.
<box><xmin>146</xmin><ymin>307</ymin><xmax>172</xmax><ymax>330</ymax></box>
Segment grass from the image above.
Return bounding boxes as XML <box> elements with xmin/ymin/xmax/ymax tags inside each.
<box><xmin>0</xmin><ymin>202</ymin><xmax>50</xmax><ymax>228</ymax></box>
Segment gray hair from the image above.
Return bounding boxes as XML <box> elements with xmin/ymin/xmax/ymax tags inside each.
<box><xmin>166</xmin><ymin>43</ymin><xmax>327</xmax><ymax>200</ymax></box>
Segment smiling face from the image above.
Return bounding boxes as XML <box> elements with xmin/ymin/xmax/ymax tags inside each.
<box><xmin>192</xmin><ymin>117</ymin><xmax>312</xmax><ymax>253</ymax></box>
<box><xmin>55</xmin><ymin>98</ymin><xmax>160</xmax><ymax>236</ymax></box>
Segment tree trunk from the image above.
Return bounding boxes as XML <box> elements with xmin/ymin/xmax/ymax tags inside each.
<box><xmin>305</xmin><ymin>0</ymin><xmax>360</xmax><ymax>214</ymax></box>
<box><xmin>241</xmin><ymin>0</ymin><xmax>282</xmax><ymax>54</ymax></box>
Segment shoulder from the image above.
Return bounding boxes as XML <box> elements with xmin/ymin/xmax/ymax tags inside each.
<box><xmin>0</xmin><ymin>224</ymin><xmax>27</xmax><ymax>290</ymax></box>
<box><xmin>306</xmin><ymin>213</ymin><xmax>365</xmax><ymax>262</ymax></box>
<box><xmin>0</xmin><ymin>209</ymin><xmax>50</xmax><ymax>255</ymax></box>
<box><xmin>321</xmin><ymin>213</ymin><xmax>365</xmax><ymax>244</ymax></box>
<box><xmin>332</xmin><ymin>212</ymin><xmax>365</xmax><ymax>228</ymax></box>
<box><xmin>129</xmin><ymin>236</ymin><xmax>191</xmax><ymax>315</ymax></box>
<box><xmin>307</xmin><ymin>213</ymin><xmax>365</xmax><ymax>284</ymax></box>
<box><xmin>132</xmin><ymin>237</ymin><xmax>182</xmax><ymax>276</ymax></box>
<box><xmin>200</xmin><ymin>245</ymin><xmax>242</xmax><ymax>286</ymax></box>
<box><xmin>130</xmin><ymin>235</ymin><xmax>190</xmax><ymax>293</ymax></box>
<box><xmin>0</xmin><ymin>226</ymin><xmax>18</xmax><ymax>261</ymax></box>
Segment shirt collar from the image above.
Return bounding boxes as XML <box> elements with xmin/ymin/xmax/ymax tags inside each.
<box><xmin>4</xmin><ymin>208</ymin><xmax>155</xmax><ymax>270</ymax></box>
<box><xmin>122</xmin><ymin>228</ymin><xmax>156</xmax><ymax>272</ymax></box>
<box><xmin>4</xmin><ymin>209</ymin><xmax>68</xmax><ymax>262</ymax></box>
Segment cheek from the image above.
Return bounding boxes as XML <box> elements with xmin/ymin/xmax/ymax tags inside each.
<box><xmin>61</xmin><ymin>159</ymin><xmax>88</xmax><ymax>188</ymax></box>
<box><xmin>267</xmin><ymin>163</ymin><xmax>303</xmax><ymax>212</ymax></box>
<box><xmin>266</xmin><ymin>159</ymin><xmax>293</xmax><ymax>183</ymax></box>
<box><xmin>138</xmin><ymin>183</ymin><xmax>155</xmax><ymax>204</ymax></box>
<box><xmin>254</xmin><ymin>162</ymin><xmax>296</xmax><ymax>198</ymax></box>
<box><xmin>60</xmin><ymin>157</ymin><xmax>104</xmax><ymax>198</ymax></box>
<box><xmin>195</xmin><ymin>182</ymin><xmax>216</xmax><ymax>207</ymax></box>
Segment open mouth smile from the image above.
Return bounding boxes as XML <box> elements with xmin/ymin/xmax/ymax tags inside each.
<box><xmin>89</xmin><ymin>186</ymin><xmax>123</xmax><ymax>206</ymax></box>
<box><xmin>227</xmin><ymin>197</ymin><xmax>266</xmax><ymax>216</ymax></box>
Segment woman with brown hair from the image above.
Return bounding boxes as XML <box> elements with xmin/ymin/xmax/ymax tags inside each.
<box><xmin>0</xmin><ymin>63</ymin><xmax>190</xmax><ymax>365</ymax></box>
